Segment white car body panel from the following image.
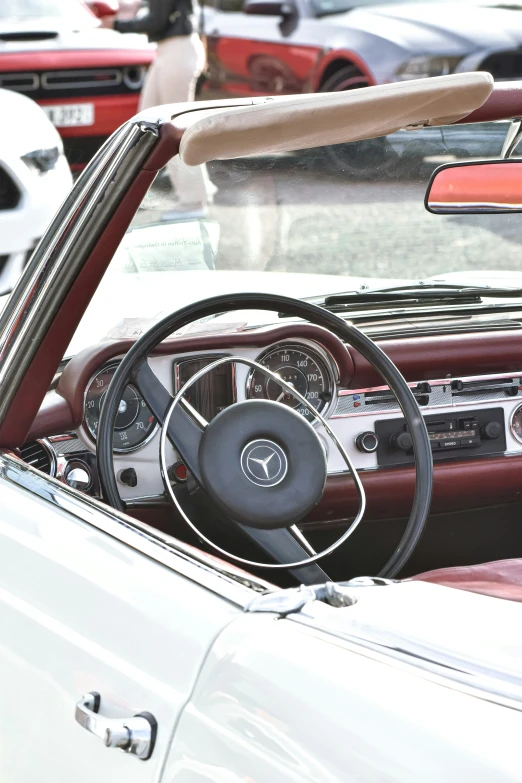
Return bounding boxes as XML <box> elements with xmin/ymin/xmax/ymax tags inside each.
<box><xmin>4</xmin><ymin>447</ymin><xmax>522</xmax><ymax>782</ymax></box>
<box><xmin>0</xmin><ymin>473</ymin><xmax>241</xmax><ymax>782</ymax></box>
<box><xmin>0</xmin><ymin>89</ymin><xmax>72</xmax><ymax>293</ymax></box>
<box><xmin>164</xmin><ymin>584</ymin><xmax>522</xmax><ymax>782</ymax></box>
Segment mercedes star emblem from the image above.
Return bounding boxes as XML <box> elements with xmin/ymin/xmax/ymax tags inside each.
<box><xmin>240</xmin><ymin>439</ymin><xmax>288</xmax><ymax>488</ymax></box>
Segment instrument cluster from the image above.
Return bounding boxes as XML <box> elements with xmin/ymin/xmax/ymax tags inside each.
<box><xmin>84</xmin><ymin>362</ymin><xmax>157</xmax><ymax>452</ymax></box>
<box><xmin>246</xmin><ymin>342</ymin><xmax>336</xmax><ymax>423</ymax></box>
<box><xmin>82</xmin><ymin>341</ymin><xmax>337</xmax><ymax>456</ymax></box>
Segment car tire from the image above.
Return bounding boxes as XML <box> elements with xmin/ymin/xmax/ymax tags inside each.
<box><xmin>319</xmin><ymin>65</ymin><xmax>399</xmax><ymax>179</ymax></box>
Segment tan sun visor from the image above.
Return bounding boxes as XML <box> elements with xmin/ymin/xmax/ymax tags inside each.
<box><xmin>179</xmin><ymin>72</ymin><xmax>493</xmax><ymax>167</ymax></box>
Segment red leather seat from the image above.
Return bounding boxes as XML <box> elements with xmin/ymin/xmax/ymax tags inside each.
<box><xmin>409</xmin><ymin>558</ymin><xmax>522</xmax><ymax>602</ymax></box>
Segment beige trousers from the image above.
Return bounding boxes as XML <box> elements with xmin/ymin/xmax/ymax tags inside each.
<box><xmin>140</xmin><ymin>34</ymin><xmax>210</xmax><ymax>207</ymax></box>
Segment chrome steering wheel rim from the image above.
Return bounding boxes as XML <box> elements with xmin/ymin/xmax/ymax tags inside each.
<box><xmin>97</xmin><ymin>292</ymin><xmax>433</xmax><ymax>579</ymax></box>
<box><xmin>159</xmin><ymin>355</ymin><xmax>366</xmax><ymax>570</ymax></box>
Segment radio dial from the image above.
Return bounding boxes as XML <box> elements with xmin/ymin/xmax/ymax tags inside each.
<box><xmin>481</xmin><ymin>421</ymin><xmax>502</xmax><ymax>440</ymax></box>
<box><xmin>355</xmin><ymin>431</ymin><xmax>379</xmax><ymax>453</ymax></box>
<box><xmin>391</xmin><ymin>431</ymin><xmax>413</xmax><ymax>452</ymax></box>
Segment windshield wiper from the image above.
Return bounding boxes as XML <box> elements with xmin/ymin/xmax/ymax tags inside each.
<box><xmin>307</xmin><ymin>283</ymin><xmax>522</xmax><ymax>309</ymax></box>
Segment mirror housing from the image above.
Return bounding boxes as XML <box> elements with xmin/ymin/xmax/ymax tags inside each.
<box><xmin>244</xmin><ymin>0</ymin><xmax>298</xmax><ymax>18</ymax></box>
<box><xmin>426</xmin><ymin>159</ymin><xmax>522</xmax><ymax>214</ymax></box>
<box><xmin>87</xmin><ymin>0</ymin><xmax>120</xmax><ymax>18</ymax></box>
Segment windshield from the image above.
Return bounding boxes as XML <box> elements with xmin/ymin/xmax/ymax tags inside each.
<box><xmin>0</xmin><ymin>0</ymin><xmax>93</xmax><ymax>22</ymax></box>
<box><xmin>69</xmin><ymin>119</ymin><xmax>522</xmax><ymax>355</ymax></box>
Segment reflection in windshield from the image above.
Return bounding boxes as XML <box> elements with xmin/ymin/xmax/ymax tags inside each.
<box><xmin>129</xmin><ymin>120</ymin><xmax>522</xmax><ymax>280</ymax></box>
<box><xmin>69</xmin><ymin>119</ymin><xmax>522</xmax><ymax>355</ymax></box>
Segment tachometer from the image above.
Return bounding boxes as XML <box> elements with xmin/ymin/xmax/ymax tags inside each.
<box><xmin>510</xmin><ymin>403</ymin><xmax>522</xmax><ymax>444</ymax></box>
<box><xmin>247</xmin><ymin>343</ymin><xmax>334</xmax><ymax>423</ymax></box>
<box><xmin>84</xmin><ymin>363</ymin><xmax>157</xmax><ymax>452</ymax></box>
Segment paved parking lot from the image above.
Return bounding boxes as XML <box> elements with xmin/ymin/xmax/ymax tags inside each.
<box><xmin>67</xmin><ymin>130</ymin><xmax>522</xmax><ymax>293</ymax></box>
<box><xmin>136</xmin><ymin>148</ymin><xmax>522</xmax><ymax>284</ymax></box>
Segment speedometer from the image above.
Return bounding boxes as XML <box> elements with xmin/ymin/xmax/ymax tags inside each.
<box><xmin>247</xmin><ymin>343</ymin><xmax>334</xmax><ymax>423</ymax></box>
<box><xmin>84</xmin><ymin>363</ymin><xmax>157</xmax><ymax>452</ymax></box>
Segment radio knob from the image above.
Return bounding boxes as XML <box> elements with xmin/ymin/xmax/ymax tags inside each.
<box><xmin>481</xmin><ymin>421</ymin><xmax>502</xmax><ymax>440</ymax></box>
<box><xmin>355</xmin><ymin>431</ymin><xmax>379</xmax><ymax>453</ymax></box>
<box><xmin>391</xmin><ymin>431</ymin><xmax>413</xmax><ymax>452</ymax></box>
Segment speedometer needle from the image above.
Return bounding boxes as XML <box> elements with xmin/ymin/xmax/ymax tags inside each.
<box><xmin>276</xmin><ymin>381</ymin><xmax>296</xmax><ymax>403</ymax></box>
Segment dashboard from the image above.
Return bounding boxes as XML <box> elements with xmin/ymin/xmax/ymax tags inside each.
<box><xmin>23</xmin><ymin>322</ymin><xmax>522</xmax><ymax>525</ymax></box>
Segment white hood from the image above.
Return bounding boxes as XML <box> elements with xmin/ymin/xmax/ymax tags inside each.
<box><xmin>0</xmin><ymin>87</ymin><xmax>64</xmax><ymax>155</ymax></box>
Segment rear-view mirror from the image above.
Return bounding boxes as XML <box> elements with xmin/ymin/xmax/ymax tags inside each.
<box><xmin>425</xmin><ymin>160</ymin><xmax>522</xmax><ymax>214</ymax></box>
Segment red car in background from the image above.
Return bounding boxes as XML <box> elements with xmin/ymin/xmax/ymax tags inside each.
<box><xmin>0</xmin><ymin>0</ymin><xmax>155</xmax><ymax>169</ymax></box>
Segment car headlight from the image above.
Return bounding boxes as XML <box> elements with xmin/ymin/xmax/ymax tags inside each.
<box><xmin>21</xmin><ymin>147</ymin><xmax>60</xmax><ymax>175</ymax></box>
<box><xmin>396</xmin><ymin>56</ymin><xmax>463</xmax><ymax>80</ymax></box>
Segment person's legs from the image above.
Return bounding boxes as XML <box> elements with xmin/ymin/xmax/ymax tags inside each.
<box><xmin>154</xmin><ymin>35</ymin><xmax>212</xmax><ymax>211</ymax></box>
<box><xmin>138</xmin><ymin>56</ymin><xmax>162</xmax><ymax>112</ymax></box>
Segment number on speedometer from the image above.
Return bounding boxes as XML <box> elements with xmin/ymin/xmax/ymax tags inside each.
<box><xmin>84</xmin><ymin>363</ymin><xmax>157</xmax><ymax>452</ymax></box>
<box><xmin>247</xmin><ymin>344</ymin><xmax>333</xmax><ymax>423</ymax></box>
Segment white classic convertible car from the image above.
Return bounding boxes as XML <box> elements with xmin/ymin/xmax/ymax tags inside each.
<box><xmin>3</xmin><ymin>71</ymin><xmax>522</xmax><ymax>781</ymax></box>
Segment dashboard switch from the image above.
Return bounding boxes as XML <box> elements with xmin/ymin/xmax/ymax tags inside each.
<box><xmin>118</xmin><ymin>468</ymin><xmax>137</xmax><ymax>488</ymax></box>
<box><xmin>416</xmin><ymin>382</ymin><xmax>432</xmax><ymax>395</ymax></box>
<box><xmin>355</xmin><ymin>432</ymin><xmax>379</xmax><ymax>453</ymax></box>
<box><xmin>168</xmin><ymin>462</ymin><xmax>187</xmax><ymax>483</ymax></box>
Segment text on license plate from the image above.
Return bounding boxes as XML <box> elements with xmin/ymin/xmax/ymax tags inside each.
<box><xmin>42</xmin><ymin>103</ymin><xmax>95</xmax><ymax>128</ymax></box>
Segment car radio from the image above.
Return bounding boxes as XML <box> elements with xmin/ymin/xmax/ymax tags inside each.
<box><xmin>370</xmin><ymin>408</ymin><xmax>506</xmax><ymax>466</ymax></box>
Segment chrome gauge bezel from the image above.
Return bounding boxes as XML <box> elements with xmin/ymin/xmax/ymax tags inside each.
<box><xmin>509</xmin><ymin>402</ymin><xmax>522</xmax><ymax>444</ymax></box>
<box><xmin>83</xmin><ymin>361</ymin><xmax>159</xmax><ymax>454</ymax></box>
<box><xmin>246</xmin><ymin>340</ymin><xmax>337</xmax><ymax>424</ymax></box>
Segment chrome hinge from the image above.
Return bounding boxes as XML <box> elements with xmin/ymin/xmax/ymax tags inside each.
<box><xmin>245</xmin><ymin>581</ymin><xmax>357</xmax><ymax>618</ymax></box>
<box><xmin>403</xmin><ymin>120</ymin><xmax>430</xmax><ymax>130</ymax></box>
<box><xmin>342</xmin><ymin>576</ymin><xmax>397</xmax><ymax>587</ymax></box>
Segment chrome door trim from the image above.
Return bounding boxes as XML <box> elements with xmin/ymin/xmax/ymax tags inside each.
<box><xmin>291</xmin><ymin>612</ymin><xmax>522</xmax><ymax>713</ymax></box>
<box><xmin>0</xmin><ymin>120</ymin><xmax>158</xmax><ymax>424</ymax></box>
<box><xmin>0</xmin><ymin>452</ymin><xmax>272</xmax><ymax>604</ymax></box>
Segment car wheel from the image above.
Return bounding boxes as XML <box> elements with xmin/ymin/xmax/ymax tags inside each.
<box><xmin>319</xmin><ymin>65</ymin><xmax>399</xmax><ymax>179</ymax></box>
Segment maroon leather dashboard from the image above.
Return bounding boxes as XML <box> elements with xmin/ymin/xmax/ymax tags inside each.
<box><xmin>22</xmin><ymin>323</ymin><xmax>522</xmax><ymax>522</ymax></box>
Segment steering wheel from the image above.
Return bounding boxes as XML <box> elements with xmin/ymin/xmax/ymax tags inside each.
<box><xmin>98</xmin><ymin>293</ymin><xmax>433</xmax><ymax>585</ymax></box>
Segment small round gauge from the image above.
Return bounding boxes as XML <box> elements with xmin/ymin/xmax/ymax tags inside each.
<box><xmin>247</xmin><ymin>343</ymin><xmax>334</xmax><ymax>423</ymax></box>
<box><xmin>84</xmin><ymin>363</ymin><xmax>157</xmax><ymax>452</ymax></box>
<box><xmin>510</xmin><ymin>403</ymin><xmax>522</xmax><ymax>444</ymax></box>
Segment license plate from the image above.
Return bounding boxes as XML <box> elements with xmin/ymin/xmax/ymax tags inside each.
<box><xmin>42</xmin><ymin>103</ymin><xmax>94</xmax><ymax>128</ymax></box>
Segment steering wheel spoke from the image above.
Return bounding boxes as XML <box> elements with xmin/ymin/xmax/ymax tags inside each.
<box><xmin>133</xmin><ymin>360</ymin><xmax>206</xmax><ymax>483</ymax></box>
<box><xmin>242</xmin><ymin>525</ymin><xmax>329</xmax><ymax>584</ymax></box>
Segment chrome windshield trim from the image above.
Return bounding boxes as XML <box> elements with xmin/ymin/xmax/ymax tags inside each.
<box><xmin>0</xmin><ymin>452</ymin><xmax>271</xmax><ymax>603</ymax></box>
<box><xmin>0</xmin><ymin>120</ymin><xmax>158</xmax><ymax>425</ymax></box>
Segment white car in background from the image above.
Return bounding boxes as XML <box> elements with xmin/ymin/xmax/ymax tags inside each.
<box><xmin>0</xmin><ymin>88</ymin><xmax>72</xmax><ymax>295</ymax></box>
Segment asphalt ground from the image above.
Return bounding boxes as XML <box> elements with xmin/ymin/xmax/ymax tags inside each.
<box><xmin>134</xmin><ymin>148</ymin><xmax>522</xmax><ymax>284</ymax></box>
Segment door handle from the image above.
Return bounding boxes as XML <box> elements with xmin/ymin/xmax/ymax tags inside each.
<box><xmin>75</xmin><ymin>692</ymin><xmax>157</xmax><ymax>760</ymax></box>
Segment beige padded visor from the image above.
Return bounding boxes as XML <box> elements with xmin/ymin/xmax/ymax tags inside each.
<box><xmin>179</xmin><ymin>72</ymin><xmax>493</xmax><ymax>166</ymax></box>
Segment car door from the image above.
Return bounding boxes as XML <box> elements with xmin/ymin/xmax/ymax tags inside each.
<box><xmin>0</xmin><ymin>456</ymin><xmax>243</xmax><ymax>783</ymax></box>
<box><xmin>201</xmin><ymin>0</ymin><xmax>324</xmax><ymax>99</ymax></box>
<box><xmin>161</xmin><ymin>599</ymin><xmax>522</xmax><ymax>782</ymax></box>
